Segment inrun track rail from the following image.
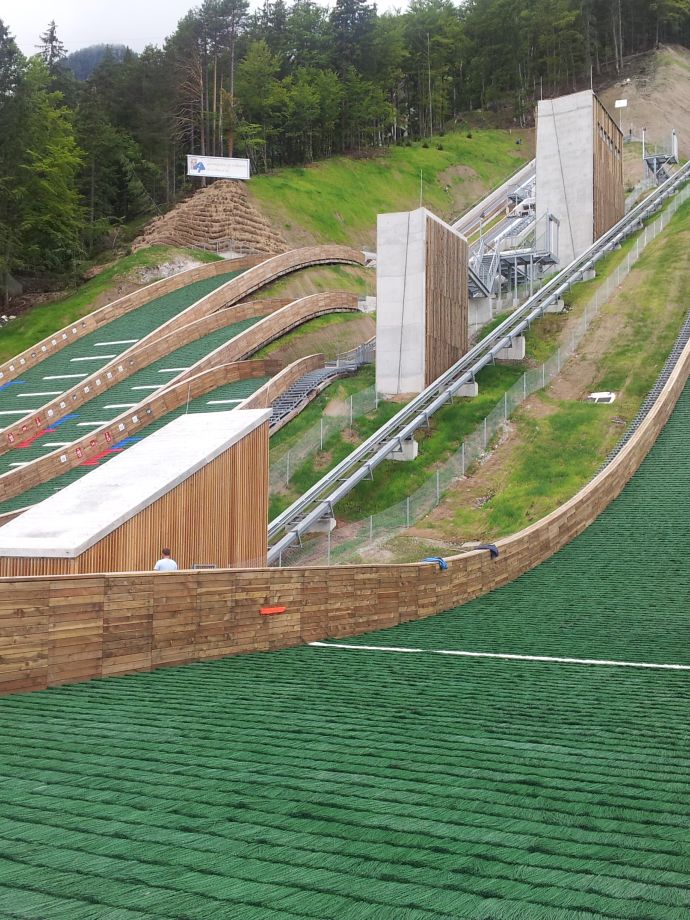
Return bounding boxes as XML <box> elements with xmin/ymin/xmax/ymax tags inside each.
<box><xmin>267</xmin><ymin>161</ymin><xmax>690</xmax><ymax>564</ymax></box>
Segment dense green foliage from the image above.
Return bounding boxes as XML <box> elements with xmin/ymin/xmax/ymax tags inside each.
<box><xmin>2</xmin><ymin>0</ymin><xmax>690</xmax><ymax>290</ymax></box>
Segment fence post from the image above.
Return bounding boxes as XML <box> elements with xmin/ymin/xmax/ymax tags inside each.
<box><xmin>406</xmin><ymin>497</ymin><xmax>410</xmax><ymax>528</ymax></box>
<box><xmin>349</xmin><ymin>395</ymin><xmax>353</xmax><ymax>427</ymax></box>
<box><xmin>320</xmin><ymin>417</ymin><xmax>324</xmax><ymax>451</ymax></box>
<box><xmin>369</xmin><ymin>515</ymin><xmax>373</xmax><ymax>542</ymax></box>
<box><xmin>504</xmin><ymin>392</ymin><xmax>508</xmax><ymax>421</ymax></box>
<box><xmin>286</xmin><ymin>451</ymin><xmax>291</xmax><ymax>485</ymax></box>
<box><xmin>436</xmin><ymin>470</ymin><xmax>441</xmax><ymax>504</ymax></box>
<box><xmin>523</xmin><ymin>374</ymin><xmax>527</xmax><ymax>399</ymax></box>
<box><xmin>327</xmin><ymin>529</ymin><xmax>331</xmax><ymax>564</ymax></box>
<box><xmin>557</xmin><ymin>348</ymin><xmax>561</xmax><ymax>373</ymax></box>
<box><xmin>461</xmin><ymin>442</ymin><xmax>465</xmax><ymax>477</ymax></box>
<box><xmin>483</xmin><ymin>417</ymin><xmax>487</xmax><ymax>449</ymax></box>
<box><xmin>542</xmin><ymin>363</ymin><xmax>546</xmax><ymax>388</ymax></box>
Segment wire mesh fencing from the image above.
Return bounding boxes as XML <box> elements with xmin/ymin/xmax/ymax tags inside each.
<box><xmin>269</xmin><ymin>385</ymin><xmax>378</xmax><ymax>491</ymax></box>
<box><xmin>276</xmin><ymin>182</ymin><xmax>690</xmax><ymax>567</ymax></box>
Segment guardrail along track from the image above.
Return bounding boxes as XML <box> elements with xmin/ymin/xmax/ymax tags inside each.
<box><xmin>267</xmin><ymin>161</ymin><xmax>690</xmax><ymax>564</ymax></box>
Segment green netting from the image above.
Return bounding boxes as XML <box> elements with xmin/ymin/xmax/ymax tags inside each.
<box><xmin>0</xmin><ymin>272</ymin><xmax>239</xmax><ymax>416</ymax></box>
<box><xmin>0</xmin><ymin>375</ymin><xmax>689</xmax><ymax>918</ymax></box>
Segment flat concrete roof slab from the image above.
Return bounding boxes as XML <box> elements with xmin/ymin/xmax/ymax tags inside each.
<box><xmin>0</xmin><ymin>409</ymin><xmax>270</xmax><ymax>558</ymax></box>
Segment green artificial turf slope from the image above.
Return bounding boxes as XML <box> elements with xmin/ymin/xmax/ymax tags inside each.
<box><xmin>0</xmin><ymin>369</ymin><xmax>689</xmax><ymax>917</ymax></box>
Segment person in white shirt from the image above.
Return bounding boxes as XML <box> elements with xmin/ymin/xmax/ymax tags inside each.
<box><xmin>154</xmin><ymin>548</ymin><xmax>178</xmax><ymax>571</ymax></box>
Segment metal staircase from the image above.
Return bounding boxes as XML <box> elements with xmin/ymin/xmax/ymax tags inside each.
<box><xmin>270</xmin><ymin>339</ymin><xmax>375</xmax><ymax>428</ymax></box>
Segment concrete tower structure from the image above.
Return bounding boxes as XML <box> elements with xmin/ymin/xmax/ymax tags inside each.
<box><xmin>376</xmin><ymin>208</ymin><xmax>468</xmax><ymax>397</ymax></box>
<box><xmin>536</xmin><ymin>90</ymin><xmax>624</xmax><ymax>268</ymax></box>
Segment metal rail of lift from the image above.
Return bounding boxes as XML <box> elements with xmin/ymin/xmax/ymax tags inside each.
<box><xmin>267</xmin><ymin>160</ymin><xmax>690</xmax><ymax>564</ymax></box>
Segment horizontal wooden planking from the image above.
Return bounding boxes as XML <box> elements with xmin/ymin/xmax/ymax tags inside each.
<box><xmin>0</xmin><ymin>258</ymin><xmax>259</xmax><ymax>386</ymax></box>
<box><xmin>0</xmin><ymin>246</ymin><xmax>364</xmax><ymax>453</ymax></box>
<box><xmin>2</xmin><ymin>327</ymin><xmax>687</xmax><ymax>693</ymax></box>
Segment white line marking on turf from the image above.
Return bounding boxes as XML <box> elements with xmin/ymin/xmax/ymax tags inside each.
<box><xmin>158</xmin><ymin>368</ymin><xmax>189</xmax><ymax>373</ymax></box>
<box><xmin>70</xmin><ymin>355</ymin><xmax>115</xmax><ymax>362</ymax></box>
<box><xmin>131</xmin><ymin>385</ymin><xmax>160</xmax><ymax>390</ymax></box>
<box><xmin>76</xmin><ymin>421</ymin><xmax>110</xmax><ymax>427</ymax></box>
<box><xmin>308</xmin><ymin>642</ymin><xmax>690</xmax><ymax>672</ymax></box>
<box><xmin>94</xmin><ymin>340</ymin><xmax>138</xmax><ymax>346</ymax></box>
<box><xmin>0</xmin><ymin>410</ymin><xmax>30</xmax><ymax>416</ymax></box>
<box><xmin>206</xmin><ymin>399</ymin><xmax>243</xmax><ymax>405</ymax></box>
<box><xmin>43</xmin><ymin>374</ymin><xmax>87</xmax><ymax>380</ymax></box>
<box><xmin>43</xmin><ymin>442</ymin><xmax>70</xmax><ymax>448</ymax></box>
<box><xmin>104</xmin><ymin>403</ymin><xmax>137</xmax><ymax>409</ymax></box>
<box><xmin>15</xmin><ymin>392</ymin><xmax>63</xmax><ymax>398</ymax></box>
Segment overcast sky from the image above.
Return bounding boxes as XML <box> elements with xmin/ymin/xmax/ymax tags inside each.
<box><xmin>7</xmin><ymin>1</ymin><xmax>231</xmax><ymax>56</ymax></box>
<box><xmin>5</xmin><ymin>0</ymin><xmax>401</xmax><ymax>57</ymax></box>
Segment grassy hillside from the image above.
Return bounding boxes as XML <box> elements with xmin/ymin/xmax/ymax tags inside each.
<box><xmin>249</xmin><ymin>128</ymin><xmax>532</xmax><ymax>249</ymax></box>
<box><xmin>0</xmin><ymin>247</ymin><xmax>221</xmax><ymax>364</ymax></box>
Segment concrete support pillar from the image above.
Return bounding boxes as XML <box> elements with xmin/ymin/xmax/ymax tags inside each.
<box><xmin>390</xmin><ymin>438</ymin><xmax>419</xmax><ymax>462</ymax></box>
<box><xmin>496</xmin><ymin>335</ymin><xmax>526</xmax><ymax>361</ymax></box>
<box><xmin>307</xmin><ymin>516</ymin><xmax>337</xmax><ymax>534</ymax></box>
<box><xmin>545</xmin><ymin>298</ymin><xmax>566</xmax><ymax>314</ymax></box>
<box><xmin>582</xmin><ymin>269</ymin><xmax>596</xmax><ymax>281</ymax></box>
<box><xmin>456</xmin><ymin>381</ymin><xmax>479</xmax><ymax>398</ymax></box>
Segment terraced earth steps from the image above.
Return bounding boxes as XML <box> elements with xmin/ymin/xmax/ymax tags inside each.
<box><xmin>0</xmin><ymin>379</ymin><xmax>689</xmax><ymax>913</ymax></box>
<box><xmin>0</xmin><ymin>272</ymin><xmax>241</xmax><ymax>423</ymax></box>
<box><xmin>134</xmin><ymin>182</ymin><xmax>286</xmax><ymax>256</ymax></box>
<box><xmin>0</xmin><ymin>376</ymin><xmax>270</xmax><ymax>514</ymax></box>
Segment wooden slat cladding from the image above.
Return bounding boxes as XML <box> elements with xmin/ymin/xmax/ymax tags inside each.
<box><xmin>593</xmin><ymin>96</ymin><xmax>624</xmax><ymax>240</ymax></box>
<box><xmin>424</xmin><ymin>216</ymin><xmax>468</xmax><ymax>387</ymax></box>
<box><xmin>1</xmin><ymin>245</ymin><xmax>365</xmax><ymax>455</ymax></box>
<box><xmin>0</xmin><ymin>257</ymin><xmax>260</xmax><ymax>387</ymax></box>
<box><xmin>0</xmin><ymin>421</ymin><xmax>268</xmax><ymax>579</ymax></box>
<box><xmin>2</xmin><ymin>326</ymin><xmax>690</xmax><ymax>692</ymax></box>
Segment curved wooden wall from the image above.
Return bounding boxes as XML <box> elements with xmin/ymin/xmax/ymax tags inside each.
<box><xmin>0</xmin><ymin>295</ymin><xmax>359</xmax><ymax>507</ymax></box>
<box><xmin>2</xmin><ymin>332</ymin><xmax>689</xmax><ymax>693</ymax></box>
<box><xmin>0</xmin><ymin>257</ymin><xmax>260</xmax><ymax>385</ymax></box>
<box><xmin>0</xmin><ymin>244</ymin><xmax>364</xmax><ymax>452</ymax></box>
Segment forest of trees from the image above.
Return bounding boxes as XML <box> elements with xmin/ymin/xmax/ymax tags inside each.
<box><xmin>1</xmin><ymin>0</ymin><xmax>689</xmax><ymax>294</ymax></box>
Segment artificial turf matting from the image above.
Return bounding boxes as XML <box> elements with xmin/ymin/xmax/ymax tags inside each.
<box><xmin>0</xmin><ymin>386</ymin><xmax>689</xmax><ymax>916</ymax></box>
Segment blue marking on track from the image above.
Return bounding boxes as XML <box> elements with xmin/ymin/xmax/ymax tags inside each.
<box><xmin>112</xmin><ymin>437</ymin><xmax>143</xmax><ymax>449</ymax></box>
<box><xmin>0</xmin><ymin>380</ymin><xmax>25</xmax><ymax>392</ymax></box>
<box><xmin>45</xmin><ymin>413</ymin><xmax>80</xmax><ymax>432</ymax></box>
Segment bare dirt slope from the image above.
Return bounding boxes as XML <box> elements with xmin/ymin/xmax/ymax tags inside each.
<box><xmin>133</xmin><ymin>181</ymin><xmax>286</xmax><ymax>255</ymax></box>
<box><xmin>599</xmin><ymin>45</ymin><xmax>690</xmax><ymax>161</ymax></box>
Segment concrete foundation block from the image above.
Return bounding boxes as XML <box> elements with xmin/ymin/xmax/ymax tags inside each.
<box><xmin>390</xmin><ymin>438</ymin><xmax>419</xmax><ymax>462</ymax></box>
<box><xmin>496</xmin><ymin>335</ymin><xmax>526</xmax><ymax>361</ymax></box>
<box><xmin>307</xmin><ymin>516</ymin><xmax>337</xmax><ymax>534</ymax></box>
<box><xmin>456</xmin><ymin>381</ymin><xmax>479</xmax><ymax>398</ymax></box>
<box><xmin>582</xmin><ymin>269</ymin><xmax>596</xmax><ymax>281</ymax></box>
<box><xmin>545</xmin><ymin>298</ymin><xmax>566</xmax><ymax>314</ymax></box>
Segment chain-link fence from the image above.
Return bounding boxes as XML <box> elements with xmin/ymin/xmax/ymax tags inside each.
<box><xmin>277</xmin><ymin>182</ymin><xmax>690</xmax><ymax>566</ymax></box>
<box><xmin>270</xmin><ymin>385</ymin><xmax>378</xmax><ymax>490</ymax></box>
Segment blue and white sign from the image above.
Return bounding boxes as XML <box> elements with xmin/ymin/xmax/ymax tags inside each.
<box><xmin>186</xmin><ymin>155</ymin><xmax>251</xmax><ymax>180</ymax></box>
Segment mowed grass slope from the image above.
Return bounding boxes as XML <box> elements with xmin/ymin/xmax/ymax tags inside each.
<box><xmin>250</xmin><ymin>129</ymin><xmax>531</xmax><ymax>248</ymax></box>
<box><xmin>0</xmin><ymin>365</ymin><xmax>689</xmax><ymax>915</ymax></box>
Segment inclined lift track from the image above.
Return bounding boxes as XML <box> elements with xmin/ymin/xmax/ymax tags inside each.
<box><xmin>267</xmin><ymin>159</ymin><xmax>690</xmax><ymax>565</ymax></box>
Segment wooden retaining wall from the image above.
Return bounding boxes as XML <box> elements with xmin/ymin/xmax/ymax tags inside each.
<box><xmin>1</xmin><ymin>245</ymin><xmax>365</xmax><ymax>452</ymax></box>
<box><xmin>0</xmin><ymin>359</ymin><xmax>281</xmax><ymax>508</ymax></box>
<box><xmin>2</xmin><ymin>334</ymin><xmax>689</xmax><ymax>694</ymax></box>
<box><xmin>0</xmin><ymin>258</ymin><xmax>259</xmax><ymax>386</ymax></box>
<box><xmin>0</xmin><ymin>294</ymin><xmax>358</xmax><ymax>506</ymax></box>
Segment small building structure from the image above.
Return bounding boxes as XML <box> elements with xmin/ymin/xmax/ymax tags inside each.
<box><xmin>376</xmin><ymin>207</ymin><xmax>468</xmax><ymax>396</ymax></box>
<box><xmin>0</xmin><ymin>410</ymin><xmax>270</xmax><ymax>576</ymax></box>
<box><xmin>536</xmin><ymin>90</ymin><xmax>624</xmax><ymax>268</ymax></box>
